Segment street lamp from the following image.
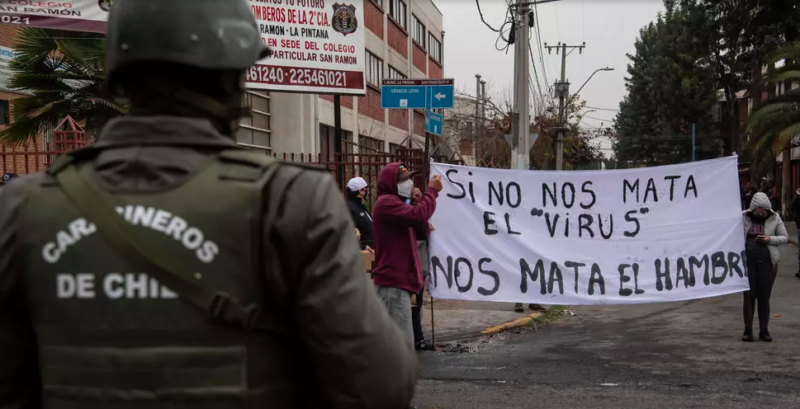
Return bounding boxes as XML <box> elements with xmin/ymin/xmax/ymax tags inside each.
<box><xmin>567</xmin><ymin>67</ymin><xmax>614</xmax><ymax>106</ymax></box>
<box><xmin>555</xmin><ymin>67</ymin><xmax>613</xmax><ymax>171</ymax></box>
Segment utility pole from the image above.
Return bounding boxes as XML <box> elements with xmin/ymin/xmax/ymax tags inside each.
<box><xmin>545</xmin><ymin>41</ymin><xmax>585</xmax><ymax>170</ymax></box>
<box><xmin>511</xmin><ymin>0</ymin><xmax>531</xmax><ymax>170</ymax></box>
<box><xmin>480</xmin><ymin>80</ymin><xmax>487</xmax><ymax>166</ymax></box>
<box><xmin>475</xmin><ymin>74</ymin><xmax>482</xmax><ymax>166</ymax></box>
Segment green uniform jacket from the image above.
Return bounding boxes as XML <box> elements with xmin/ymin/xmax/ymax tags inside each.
<box><xmin>0</xmin><ymin>117</ymin><xmax>417</xmax><ymax>408</ymax></box>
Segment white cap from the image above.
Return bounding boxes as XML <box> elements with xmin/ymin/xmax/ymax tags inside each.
<box><xmin>347</xmin><ymin>177</ymin><xmax>368</xmax><ymax>191</ymax></box>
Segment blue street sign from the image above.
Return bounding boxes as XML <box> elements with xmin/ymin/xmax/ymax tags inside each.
<box><xmin>427</xmin><ymin>84</ymin><xmax>454</xmax><ymax>109</ymax></box>
<box><xmin>381</xmin><ymin>85</ymin><xmax>427</xmax><ymax>109</ymax></box>
<box><xmin>425</xmin><ymin>110</ymin><xmax>443</xmax><ymax>136</ymax></box>
<box><xmin>381</xmin><ymin>79</ymin><xmax>455</xmax><ymax>110</ymax></box>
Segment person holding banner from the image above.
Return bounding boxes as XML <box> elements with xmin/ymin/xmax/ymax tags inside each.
<box><xmin>372</xmin><ymin>163</ymin><xmax>442</xmax><ymax>348</ymax></box>
<box><xmin>742</xmin><ymin>192</ymin><xmax>788</xmax><ymax>342</ymax></box>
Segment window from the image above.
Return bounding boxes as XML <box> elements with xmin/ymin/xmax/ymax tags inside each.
<box><xmin>388</xmin><ymin>0</ymin><xmax>406</xmax><ymax>29</ymax></box>
<box><xmin>388</xmin><ymin>66</ymin><xmax>407</xmax><ymax>79</ymax></box>
<box><xmin>359</xmin><ymin>135</ymin><xmax>384</xmax><ymax>153</ymax></box>
<box><xmin>366</xmin><ymin>51</ymin><xmax>383</xmax><ymax>86</ymax></box>
<box><xmin>320</xmin><ymin>124</ymin><xmax>353</xmax><ymax>160</ymax></box>
<box><xmin>429</xmin><ymin>33</ymin><xmax>442</xmax><ymax>63</ymax></box>
<box><xmin>411</xmin><ymin>15</ymin><xmax>426</xmax><ymax>49</ymax></box>
<box><xmin>389</xmin><ymin>142</ymin><xmax>403</xmax><ymax>156</ymax></box>
<box><xmin>237</xmin><ymin>91</ymin><xmax>271</xmax><ymax>150</ymax></box>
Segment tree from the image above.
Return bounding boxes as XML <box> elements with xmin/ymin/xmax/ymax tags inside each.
<box><xmin>0</xmin><ymin>28</ymin><xmax>127</xmax><ymax>145</ymax></box>
<box><xmin>531</xmin><ymin>97</ymin><xmax>602</xmax><ymax>170</ymax></box>
<box><xmin>614</xmin><ymin>5</ymin><xmax>723</xmax><ymax>167</ymax></box>
<box><xmin>747</xmin><ymin>42</ymin><xmax>800</xmax><ymax>213</ymax></box>
<box><xmin>681</xmin><ymin>0</ymin><xmax>800</xmax><ymax>155</ymax></box>
<box><xmin>467</xmin><ymin>90</ymin><xmax>601</xmax><ymax>171</ymax></box>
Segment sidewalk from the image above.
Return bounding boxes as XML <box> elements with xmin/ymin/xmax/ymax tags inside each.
<box><xmin>420</xmin><ymin>297</ymin><xmax>541</xmax><ymax>342</ymax></box>
<box><xmin>788</xmin><ymin>221</ymin><xmax>798</xmax><ymax>245</ymax></box>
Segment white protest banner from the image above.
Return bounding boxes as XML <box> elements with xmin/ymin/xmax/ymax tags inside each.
<box><xmin>0</xmin><ymin>0</ymin><xmax>366</xmax><ymax>95</ymax></box>
<box><xmin>0</xmin><ymin>1</ymin><xmax>110</xmax><ymax>33</ymax></box>
<box><xmin>428</xmin><ymin>157</ymin><xmax>748</xmax><ymax>305</ymax></box>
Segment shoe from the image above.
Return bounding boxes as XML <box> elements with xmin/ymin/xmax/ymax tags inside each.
<box><xmin>514</xmin><ymin>303</ymin><xmax>524</xmax><ymax>313</ymax></box>
<box><xmin>795</xmin><ymin>271</ymin><xmax>800</xmax><ymax>279</ymax></box>
<box><xmin>742</xmin><ymin>330</ymin><xmax>754</xmax><ymax>342</ymax></box>
<box><xmin>415</xmin><ymin>339</ymin><xmax>435</xmax><ymax>351</ymax></box>
<box><xmin>759</xmin><ymin>330</ymin><xmax>772</xmax><ymax>342</ymax></box>
<box><xmin>528</xmin><ymin>303</ymin><xmax>547</xmax><ymax>312</ymax></box>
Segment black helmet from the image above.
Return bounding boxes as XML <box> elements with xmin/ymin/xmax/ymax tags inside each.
<box><xmin>106</xmin><ymin>0</ymin><xmax>272</xmax><ymax>94</ymax></box>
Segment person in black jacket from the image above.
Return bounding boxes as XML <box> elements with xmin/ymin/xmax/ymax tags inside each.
<box><xmin>346</xmin><ymin>177</ymin><xmax>375</xmax><ymax>252</ymax></box>
<box><xmin>789</xmin><ymin>188</ymin><xmax>800</xmax><ymax>278</ymax></box>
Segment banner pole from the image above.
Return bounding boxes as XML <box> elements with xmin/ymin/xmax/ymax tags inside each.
<box><xmin>430</xmin><ymin>293</ymin><xmax>436</xmax><ymax>349</ymax></box>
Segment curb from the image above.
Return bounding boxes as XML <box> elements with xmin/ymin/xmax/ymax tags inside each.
<box><xmin>480</xmin><ymin>312</ymin><xmax>542</xmax><ymax>335</ymax></box>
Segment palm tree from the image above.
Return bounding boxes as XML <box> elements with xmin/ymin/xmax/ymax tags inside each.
<box><xmin>747</xmin><ymin>41</ymin><xmax>800</xmax><ymax>216</ymax></box>
<box><xmin>0</xmin><ymin>27</ymin><xmax>127</xmax><ymax>145</ymax></box>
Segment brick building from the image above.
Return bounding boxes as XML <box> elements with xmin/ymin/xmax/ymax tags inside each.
<box><xmin>0</xmin><ymin>24</ymin><xmax>272</xmax><ymax>180</ymax></box>
<box><xmin>0</xmin><ymin>0</ymin><xmax>446</xmax><ymax>175</ymax></box>
<box><xmin>268</xmin><ymin>0</ymin><xmax>445</xmax><ymax>156</ymax></box>
<box><xmin>0</xmin><ymin>25</ymin><xmax>43</xmax><ymax>180</ymax></box>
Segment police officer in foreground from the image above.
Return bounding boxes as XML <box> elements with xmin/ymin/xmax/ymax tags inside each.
<box><xmin>0</xmin><ymin>0</ymin><xmax>417</xmax><ymax>407</ymax></box>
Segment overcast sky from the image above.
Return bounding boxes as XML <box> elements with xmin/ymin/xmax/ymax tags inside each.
<box><xmin>437</xmin><ymin>0</ymin><xmax>666</xmax><ymax>154</ymax></box>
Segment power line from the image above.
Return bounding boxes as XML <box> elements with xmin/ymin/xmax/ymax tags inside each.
<box><xmin>475</xmin><ymin>0</ymin><xmax>501</xmax><ymax>32</ymax></box>
<box><xmin>528</xmin><ymin>38</ymin><xmax>546</xmax><ymax>111</ymax></box>
<box><xmin>532</xmin><ymin>3</ymin><xmax>550</xmax><ymax>94</ymax></box>
<box><xmin>584</xmin><ymin>105</ymin><xmax>619</xmax><ymax>112</ymax></box>
<box><xmin>583</xmin><ymin>114</ymin><xmax>616</xmax><ymax>122</ymax></box>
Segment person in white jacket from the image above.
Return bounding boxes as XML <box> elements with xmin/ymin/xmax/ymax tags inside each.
<box><xmin>741</xmin><ymin>192</ymin><xmax>788</xmax><ymax>342</ymax></box>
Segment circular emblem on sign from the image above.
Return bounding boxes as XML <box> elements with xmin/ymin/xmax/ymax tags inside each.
<box><xmin>98</xmin><ymin>0</ymin><xmax>113</xmax><ymax>12</ymax></box>
<box><xmin>332</xmin><ymin>3</ymin><xmax>358</xmax><ymax>36</ymax></box>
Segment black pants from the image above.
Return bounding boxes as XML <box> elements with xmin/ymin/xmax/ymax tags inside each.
<box><xmin>743</xmin><ymin>248</ymin><xmax>777</xmax><ymax>333</ymax></box>
<box><xmin>411</xmin><ymin>286</ymin><xmax>424</xmax><ymax>345</ymax></box>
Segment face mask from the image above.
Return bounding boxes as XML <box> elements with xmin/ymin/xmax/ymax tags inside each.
<box><xmin>398</xmin><ymin>179</ymin><xmax>414</xmax><ymax>199</ymax></box>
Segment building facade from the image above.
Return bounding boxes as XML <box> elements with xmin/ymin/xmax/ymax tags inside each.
<box><xmin>0</xmin><ymin>0</ymin><xmax>445</xmax><ymax>171</ymax></box>
<box><xmin>268</xmin><ymin>0</ymin><xmax>445</xmax><ymax>156</ymax></box>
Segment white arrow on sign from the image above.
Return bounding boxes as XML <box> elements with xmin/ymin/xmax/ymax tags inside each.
<box><xmin>434</xmin><ymin>92</ymin><xmax>446</xmax><ymax>100</ymax></box>
<box><xmin>434</xmin><ymin>125</ymin><xmax>439</xmax><ymax>134</ymax></box>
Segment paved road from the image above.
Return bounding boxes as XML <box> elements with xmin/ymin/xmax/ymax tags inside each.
<box><xmin>413</xmin><ymin>245</ymin><xmax>800</xmax><ymax>408</ymax></box>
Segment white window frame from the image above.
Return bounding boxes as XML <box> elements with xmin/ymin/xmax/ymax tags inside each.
<box><xmin>412</xmin><ymin>15</ymin><xmax>426</xmax><ymax>49</ymax></box>
<box><xmin>429</xmin><ymin>33</ymin><xmax>442</xmax><ymax>63</ymax></box>
<box><xmin>366</xmin><ymin>51</ymin><xmax>383</xmax><ymax>87</ymax></box>
<box><xmin>388</xmin><ymin>66</ymin><xmax>407</xmax><ymax>79</ymax></box>
<box><xmin>389</xmin><ymin>0</ymin><xmax>407</xmax><ymax>29</ymax></box>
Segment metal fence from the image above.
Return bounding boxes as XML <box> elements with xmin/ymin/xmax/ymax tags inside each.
<box><xmin>1</xmin><ymin>118</ymin><xmax>465</xmax><ymax>197</ymax></box>
<box><xmin>273</xmin><ymin>146</ymin><xmax>455</xmax><ymax>209</ymax></box>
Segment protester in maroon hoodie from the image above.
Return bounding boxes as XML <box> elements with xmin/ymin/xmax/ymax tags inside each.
<box><xmin>372</xmin><ymin>163</ymin><xmax>442</xmax><ymax>347</ymax></box>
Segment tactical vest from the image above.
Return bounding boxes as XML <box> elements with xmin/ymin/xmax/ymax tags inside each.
<box><xmin>18</xmin><ymin>149</ymin><xmax>320</xmax><ymax>408</ymax></box>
